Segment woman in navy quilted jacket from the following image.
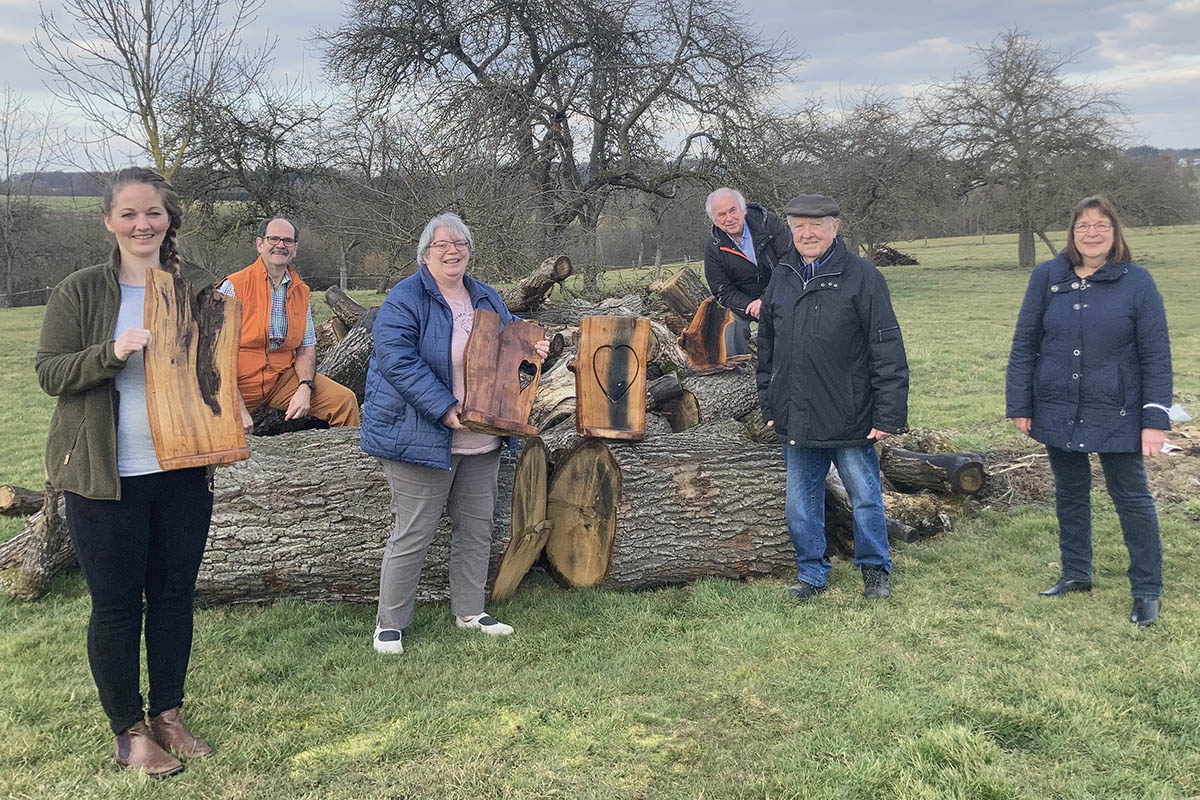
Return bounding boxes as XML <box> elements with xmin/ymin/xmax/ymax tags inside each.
<box><xmin>1006</xmin><ymin>195</ymin><xmax>1172</xmax><ymax>627</ymax></box>
<box><xmin>361</xmin><ymin>212</ymin><xmax>548</xmax><ymax>654</ymax></box>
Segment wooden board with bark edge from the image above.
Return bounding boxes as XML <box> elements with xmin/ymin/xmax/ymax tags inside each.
<box><xmin>676</xmin><ymin>296</ymin><xmax>734</xmax><ymax>370</ymax></box>
<box><xmin>460</xmin><ymin>309</ymin><xmax>546</xmax><ymax>436</ymax></box>
<box><xmin>567</xmin><ymin>316</ymin><xmax>651</xmax><ymax>439</ymax></box>
<box><xmin>489</xmin><ymin>438</ymin><xmax>551</xmax><ymax>601</ymax></box>
<box><xmin>143</xmin><ymin>269</ymin><xmax>250</xmax><ymax>469</ymax></box>
<box><xmin>544</xmin><ymin>438</ymin><xmax>620</xmax><ymax>588</ymax></box>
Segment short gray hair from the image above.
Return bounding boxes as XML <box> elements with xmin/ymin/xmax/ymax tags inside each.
<box><xmin>705</xmin><ymin>187</ymin><xmax>746</xmax><ymax>221</ymax></box>
<box><xmin>416</xmin><ymin>212</ymin><xmax>474</xmax><ymax>266</ymax></box>
<box><xmin>257</xmin><ymin>217</ymin><xmax>299</xmax><ymax>241</ymax></box>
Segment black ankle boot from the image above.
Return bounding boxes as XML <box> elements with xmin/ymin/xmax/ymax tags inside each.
<box><xmin>861</xmin><ymin>566</ymin><xmax>891</xmax><ymax>599</ymax></box>
<box><xmin>1038</xmin><ymin>578</ymin><xmax>1092</xmax><ymax>597</ymax></box>
<box><xmin>1131</xmin><ymin>597</ymin><xmax>1160</xmax><ymax>627</ymax></box>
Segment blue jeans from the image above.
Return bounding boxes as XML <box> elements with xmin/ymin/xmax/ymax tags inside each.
<box><xmin>1046</xmin><ymin>446</ymin><xmax>1162</xmax><ymax>598</ymax></box>
<box><xmin>784</xmin><ymin>443</ymin><xmax>892</xmax><ymax>587</ymax></box>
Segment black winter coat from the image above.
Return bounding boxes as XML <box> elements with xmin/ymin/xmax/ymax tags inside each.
<box><xmin>1006</xmin><ymin>253</ymin><xmax>1172</xmax><ymax>453</ymax></box>
<box><xmin>756</xmin><ymin>238</ymin><xmax>909</xmax><ymax>447</ymax></box>
<box><xmin>703</xmin><ymin>204</ymin><xmax>791</xmax><ymax>319</ymax></box>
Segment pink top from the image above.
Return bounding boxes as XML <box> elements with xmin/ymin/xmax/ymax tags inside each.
<box><xmin>446</xmin><ymin>296</ymin><xmax>501</xmax><ymax>455</ymax></box>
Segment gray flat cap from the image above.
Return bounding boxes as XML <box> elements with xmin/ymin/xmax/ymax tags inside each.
<box><xmin>782</xmin><ymin>194</ymin><xmax>840</xmax><ymax>218</ymax></box>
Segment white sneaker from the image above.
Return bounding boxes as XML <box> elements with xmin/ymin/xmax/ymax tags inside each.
<box><xmin>455</xmin><ymin>613</ymin><xmax>513</xmax><ymax>636</ymax></box>
<box><xmin>373</xmin><ymin>627</ymin><xmax>404</xmax><ymax>654</ymax></box>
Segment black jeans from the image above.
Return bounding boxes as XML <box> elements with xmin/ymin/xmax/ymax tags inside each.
<box><xmin>64</xmin><ymin>468</ymin><xmax>212</xmax><ymax>734</ymax></box>
<box><xmin>1046</xmin><ymin>446</ymin><xmax>1162</xmax><ymax>598</ymax></box>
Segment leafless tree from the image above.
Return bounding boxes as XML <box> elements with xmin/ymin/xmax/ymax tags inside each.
<box><xmin>31</xmin><ymin>0</ymin><xmax>272</xmax><ymax>178</ymax></box>
<box><xmin>915</xmin><ymin>30</ymin><xmax>1126</xmax><ymax>268</ymax></box>
<box><xmin>0</xmin><ymin>87</ymin><xmax>58</xmax><ymax>307</ymax></box>
<box><xmin>320</xmin><ymin>0</ymin><xmax>797</xmax><ymax>265</ymax></box>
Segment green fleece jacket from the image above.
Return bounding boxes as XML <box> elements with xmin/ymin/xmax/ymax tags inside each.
<box><xmin>36</xmin><ymin>262</ymin><xmax>130</xmax><ymax>500</ymax></box>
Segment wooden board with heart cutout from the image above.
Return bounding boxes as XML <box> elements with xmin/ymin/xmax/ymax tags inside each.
<box><xmin>568</xmin><ymin>316</ymin><xmax>651</xmax><ymax>439</ymax></box>
<box><xmin>460</xmin><ymin>308</ymin><xmax>546</xmax><ymax>436</ymax></box>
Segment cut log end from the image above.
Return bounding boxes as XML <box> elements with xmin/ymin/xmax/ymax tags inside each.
<box><xmin>545</xmin><ymin>439</ymin><xmax>620</xmax><ymax>587</ymax></box>
<box><xmin>490</xmin><ymin>439</ymin><xmax>550</xmax><ymax>601</ymax></box>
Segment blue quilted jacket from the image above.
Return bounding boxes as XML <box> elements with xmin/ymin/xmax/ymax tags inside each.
<box><xmin>361</xmin><ymin>265</ymin><xmax>515</xmax><ymax>469</ymax></box>
<box><xmin>1006</xmin><ymin>253</ymin><xmax>1172</xmax><ymax>453</ymax></box>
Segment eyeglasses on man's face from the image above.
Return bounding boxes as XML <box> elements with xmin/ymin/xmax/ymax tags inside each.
<box><xmin>262</xmin><ymin>235</ymin><xmax>297</xmax><ymax>246</ymax></box>
<box><xmin>429</xmin><ymin>240</ymin><xmax>469</xmax><ymax>253</ymax></box>
<box><xmin>1073</xmin><ymin>221</ymin><xmax>1112</xmax><ymax>234</ymax></box>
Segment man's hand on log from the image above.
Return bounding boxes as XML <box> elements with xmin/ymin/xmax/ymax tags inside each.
<box><xmin>868</xmin><ymin>428</ymin><xmax>891</xmax><ymax>441</ymax></box>
<box><xmin>533</xmin><ymin>339</ymin><xmax>550</xmax><ymax>362</ymax></box>
<box><xmin>285</xmin><ymin>382</ymin><xmax>312</xmax><ymax>420</ymax></box>
<box><xmin>1012</xmin><ymin>417</ymin><xmax>1032</xmax><ymax>435</ymax></box>
<box><xmin>113</xmin><ymin>328</ymin><xmax>151</xmax><ymax>361</ymax></box>
<box><xmin>746</xmin><ymin>299</ymin><xmax>763</xmax><ymax>319</ymax></box>
<box><xmin>442</xmin><ymin>404</ymin><xmax>465</xmax><ymax>430</ymax></box>
<box><xmin>1142</xmin><ymin>428</ymin><xmax>1165</xmax><ymax>458</ymax></box>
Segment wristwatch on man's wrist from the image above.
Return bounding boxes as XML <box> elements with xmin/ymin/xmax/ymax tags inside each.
<box><xmin>299</xmin><ymin>379</ymin><xmax>315</xmax><ymax>390</ymax></box>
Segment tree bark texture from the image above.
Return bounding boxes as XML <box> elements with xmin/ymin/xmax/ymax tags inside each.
<box><xmin>544</xmin><ymin>422</ymin><xmax>796</xmax><ymax>590</ymax></box>
<box><xmin>0</xmin><ymin>484</ymin><xmax>43</xmax><ymax>517</ymax></box>
<box><xmin>324</xmin><ymin>285</ymin><xmax>369</xmax><ymax>327</ymax></box>
<box><xmin>650</xmin><ymin>267</ymin><xmax>709</xmax><ymax>328</ymax></box>
<box><xmin>195</xmin><ymin>428</ymin><xmax>540</xmax><ymax>606</ymax></box>
<box><xmin>316</xmin><ymin>307</ymin><xmax>378</xmax><ymax>402</ymax></box>
<box><xmin>879</xmin><ymin>446</ymin><xmax>986</xmax><ymax>495</ymax></box>
<box><xmin>499</xmin><ymin>255</ymin><xmax>573</xmax><ymax>313</ymax></box>
<box><xmin>0</xmin><ymin>486</ymin><xmax>71</xmax><ymax>601</ymax></box>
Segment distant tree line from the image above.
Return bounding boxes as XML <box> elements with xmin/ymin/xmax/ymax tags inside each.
<box><xmin>0</xmin><ymin>0</ymin><xmax>1195</xmax><ymax>308</ymax></box>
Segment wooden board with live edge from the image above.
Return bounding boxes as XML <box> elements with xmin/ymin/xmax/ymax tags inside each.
<box><xmin>143</xmin><ymin>269</ymin><xmax>250</xmax><ymax>470</ymax></box>
<box><xmin>460</xmin><ymin>309</ymin><xmax>546</xmax><ymax>436</ymax></box>
<box><xmin>568</xmin><ymin>316</ymin><xmax>651</xmax><ymax>440</ymax></box>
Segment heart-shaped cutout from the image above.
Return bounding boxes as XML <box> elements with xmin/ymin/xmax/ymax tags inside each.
<box><xmin>593</xmin><ymin>344</ymin><xmax>639</xmax><ymax>403</ymax></box>
<box><xmin>518</xmin><ymin>360</ymin><xmax>538</xmax><ymax>391</ymax></box>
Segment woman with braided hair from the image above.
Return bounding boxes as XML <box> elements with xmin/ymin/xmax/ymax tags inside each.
<box><xmin>36</xmin><ymin>167</ymin><xmax>214</xmax><ymax>777</ymax></box>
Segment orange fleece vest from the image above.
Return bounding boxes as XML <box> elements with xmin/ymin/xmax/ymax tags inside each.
<box><xmin>225</xmin><ymin>257</ymin><xmax>311</xmax><ymax>405</ymax></box>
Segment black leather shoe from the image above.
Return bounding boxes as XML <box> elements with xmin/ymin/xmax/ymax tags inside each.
<box><xmin>787</xmin><ymin>581</ymin><xmax>827</xmax><ymax>602</ymax></box>
<box><xmin>861</xmin><ymin>566</ymin><xmax>891</xmax><ymax>599</ymax></box>
<box><xmin>1131</xmin><ymin>597</ymin><xmax>1160</xmax><ymax>627</ymax></box>
<box><xmin>1038</xmin><ymin>578</ymin><xmax>1092</xmax><ymax>597</ymax></box>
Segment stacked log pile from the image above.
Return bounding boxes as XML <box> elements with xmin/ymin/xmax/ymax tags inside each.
<box><xmin>2</xmin><ymin>261</ymin><xmax>987</xmax><ymax>605</ymax></box>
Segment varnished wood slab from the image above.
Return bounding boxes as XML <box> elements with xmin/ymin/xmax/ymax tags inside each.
<box><xmin>567</xmin><ymin>316</ymin><xmax>651</xmax><ymax>439</ymax></box>
<box><xmin>461</xmin><ymin>309</ymin><xmax>545</xmax><ymax>437</ymax></box>
<box><xmin>143</xmin><ymin>269</ymin><xmax>250</xmax><ymax>470</ymax></box>
<box><xmin>677</xmin><ymin>296</ymin><xmax>733</xmax><ymax>370</ymax></box>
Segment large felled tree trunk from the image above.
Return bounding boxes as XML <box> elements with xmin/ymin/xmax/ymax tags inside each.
<box><xmin>197</xmin><ymin>428</ymin><xmax>546</xmax><ymax>606</ymax></box>
<box><xmin>544</xmin><ymin>422</ymin><xmax>796</xmax><ymax>590</ymax></box>
<box><xmin>0</xmin><ymin>486</ymin><xmax>71</xmax><ymax>601</ymax></box>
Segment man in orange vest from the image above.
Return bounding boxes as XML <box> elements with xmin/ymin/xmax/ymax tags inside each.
<box><xmin>219</xmin><ymin>218</ymin><xmax>360</xmax><ymax>431</ymax></box>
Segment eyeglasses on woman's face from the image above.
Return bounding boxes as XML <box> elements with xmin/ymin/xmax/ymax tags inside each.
<box><xmin>429</xmin><ymin>240</ymin><xmax>469</xmax><ymax>253</ymax></box>
<box><xmin>1073</xmin><ymin>221</ymin><xmax>1112</xmax><ymax>234</ymax></box>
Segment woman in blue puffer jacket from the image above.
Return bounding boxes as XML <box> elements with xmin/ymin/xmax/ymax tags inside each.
<box><xmin>361</xmin><ymin>212</ymin><xmax>548</xmax><ymax>654</ymax></box>
<box><xmin>1006</xmin><ymin>195</ymin><xmax>1172</xmax><ymax>627</ymax></box>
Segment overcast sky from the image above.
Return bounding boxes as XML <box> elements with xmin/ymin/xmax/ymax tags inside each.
<box><xmin>3</xmin><ymin>0</ymin><xmax>1197</xmax><ymax>159</ymax></box>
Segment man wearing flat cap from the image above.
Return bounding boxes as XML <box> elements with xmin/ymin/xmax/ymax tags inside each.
<box><xmin>702</xmin><ymin>187</ymin><xmax>792</xmax><ymax>350</ymax></box>
<box><xmin>756</xmin><ymin>194</ymin><xmax>909</xmax><ymax>601</ymax></box>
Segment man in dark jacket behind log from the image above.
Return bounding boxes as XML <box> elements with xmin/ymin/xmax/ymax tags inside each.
<box><xmin>756</xmin><ymin>195</ymin><xmax>909</xmax><ymax>601</ymax></box>
<box><xmin>703</xmin><ymin>188</ymin><xmax>791</xmax><ymax>352</ymax></box>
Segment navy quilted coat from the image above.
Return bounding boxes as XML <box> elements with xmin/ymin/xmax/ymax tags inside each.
<box><xmin>1006</xmin><ymin>253</ymin><xmax>1172</xmax><ymax>453</ymax></box>
<box><xmin>361</xmin><ymin>265</ymin><xmax>515</xmax><ymax>469</ymax></box>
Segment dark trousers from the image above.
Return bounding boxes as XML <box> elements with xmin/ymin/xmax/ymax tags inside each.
<box><xmin>1046</xmin><ymin>446</ymin><xmax>1162</xmax><ymax>598</ymax></box>
<box><xmin>64</xmin><ymin>468</ymin><xmax>212</xmax><ymax>734</ymax></box>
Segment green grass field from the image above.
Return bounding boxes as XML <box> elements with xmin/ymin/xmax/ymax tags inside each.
<box><xmin>2</xmin><ymin>226</ymin><xmax>1199</xmax><ymax>799</ymax></box>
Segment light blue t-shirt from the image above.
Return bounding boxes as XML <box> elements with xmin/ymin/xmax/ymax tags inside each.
<box><xmin>113</xmin><ymin>284</ymin><xmax>162</xmax><ymax>477</ymax></box>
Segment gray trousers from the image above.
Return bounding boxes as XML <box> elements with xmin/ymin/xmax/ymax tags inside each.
<box><xmin>375</xmin><ymin>449</ymin><xmax>501</xmax><ymax>630</ymax></box>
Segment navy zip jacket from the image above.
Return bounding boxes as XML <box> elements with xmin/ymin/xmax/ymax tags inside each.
<box><xmin>361</xmin><ymin>265</ymin><xmax>515</xmax><ymax>469</ymax></box>
<box><xmin>703</xmin><ymin>203</ymin><xmax>791</xmax><ymax>318</ymax></box>
<box><xmin>756</xmin><ymin>237</ymin><xmax>909</xmax><ymax>446</ymax></box>
<box><xmin>1006</xmin><ymin>253</ymin><xmax>1172</xmax><ymax>453</ymax></box>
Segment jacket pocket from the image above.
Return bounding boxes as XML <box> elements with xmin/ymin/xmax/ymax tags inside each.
<box><xmin>1034</xmin><ymin>358</ymin><xmax>1068</xmax><ymax>403</ymax></box>
<box><xmin>1080</xmin><ymin>363</ymin><xmax>1122</xmax><ymax>408</ymax></box>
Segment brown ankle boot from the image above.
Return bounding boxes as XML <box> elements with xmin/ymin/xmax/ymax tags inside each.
<box><xmin>150</xmin><ymin>707</ymin><xmax>214</xmax><ymax>758</ymax></box>
<box><xmin>114</xmin><ymin>720</ymin><xmax>185</xmax><ymax>777</ymax></box>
